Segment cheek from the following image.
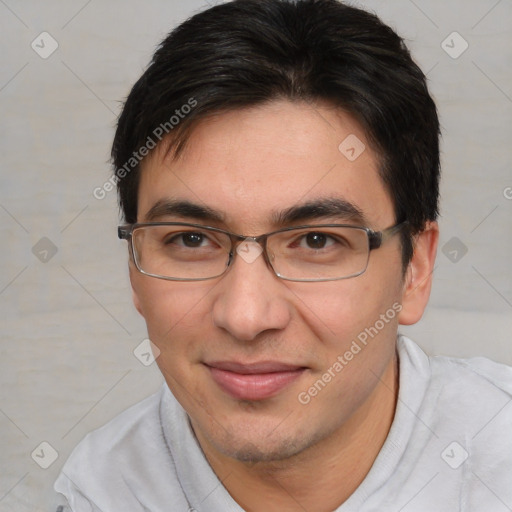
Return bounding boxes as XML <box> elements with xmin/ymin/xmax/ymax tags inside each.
<box><xmin>131</xmin><ymin>273</ymin><xmax>212</xmax><ymax>351</ymax></box>
<box><xmin>292</xmin><ymin>275</ymin><xmax>400</xmax><ymax>347</ymax></box>
<box><xmin>293</xmin><ymin>278</ymin><xmax>401</xmax><ymax>425</ymax></box>
<box><xmin>133</xmin><ymin>277</ymin><xmax>216</xmax><ymax>405</ymax></box>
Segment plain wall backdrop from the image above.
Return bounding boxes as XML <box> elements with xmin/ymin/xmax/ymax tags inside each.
<box><xmin>0</xmin><ymin>0</ymin><xmax>511</xmax><ymax>510</ymax></box>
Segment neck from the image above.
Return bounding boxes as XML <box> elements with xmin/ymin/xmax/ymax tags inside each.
<box><xmin>195</xmin><ymin>354</ymin><xmax>399</xmax><ymax>512</ymax></box>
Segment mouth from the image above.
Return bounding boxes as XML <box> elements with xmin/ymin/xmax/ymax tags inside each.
<box><xmin>204</xmin><ymin>361</ymin><xmax>307</xmax><ymax>401</ymax></box>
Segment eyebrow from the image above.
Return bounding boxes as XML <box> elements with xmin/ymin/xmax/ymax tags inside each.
<box><xmin>143</xmin><ymin>197</ymin><xmax>368</xmax><ymax>226</ymax></box>
<box><xmin>272</xmin><ymin>198</ymin><xmax>368</xmax><ymax>226</ymax></box>
<box><xmin>144</xmin><ymin>199</ymin><xmax>225</xmax><ymax>223</ymax></box>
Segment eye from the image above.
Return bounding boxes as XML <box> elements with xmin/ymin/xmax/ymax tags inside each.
<box><xmin>166</xmin><ymin>231</ymin><xmax>211</xmax><ymax>248</ymax></box>
<box><xmin>299</xmin><ymin>232</ymin><xmax>336</xmax><ymax>249</ymax></box>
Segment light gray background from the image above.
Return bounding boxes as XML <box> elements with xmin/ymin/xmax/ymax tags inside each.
<box><xmin>0</xmin><ymin>0</ymin><xmax>511</xmax><ymax>510</ymax></box>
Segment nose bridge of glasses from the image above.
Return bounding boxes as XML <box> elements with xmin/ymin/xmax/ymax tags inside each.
<box><xmin>229</xmin><ymin>233</ymin><xmax>267</xmax><ymax>250</ymax></box>
<box><xmin>228</xmin><ymin>233</ymin><xmax>274</xmax><ymax>270</ymax></box>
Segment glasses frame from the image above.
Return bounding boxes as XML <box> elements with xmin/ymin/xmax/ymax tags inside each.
<box><xmin>118</xmin><ymin>220</ymin><xmax>408</xmax><ymax>282</ymax></box>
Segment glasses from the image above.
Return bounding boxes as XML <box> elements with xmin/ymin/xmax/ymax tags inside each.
<box><xmin>118</xmin><ymin>221</ymin><xmax>408</xmax><ymax>282</ymax></box>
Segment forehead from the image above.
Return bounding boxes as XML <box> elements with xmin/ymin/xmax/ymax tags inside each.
<box><xmin>137</xmin><ymin>100</ymin><xmax>394</xmax><ymax>230</ymax></box>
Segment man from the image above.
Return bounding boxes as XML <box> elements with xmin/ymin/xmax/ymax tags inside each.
<box><xmin>53</xmin><ymin>0</ymin><xmax>512</xmax><ymax>510</ymax></box>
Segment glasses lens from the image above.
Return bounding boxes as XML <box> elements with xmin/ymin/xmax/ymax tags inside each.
<box><xmin>132</xmin><ymin>225</ymin><xmax>231</xmax><ymax>280</ymax></box>
<box><xmin>268</xmin><ymin>226</ymin><xmax>370</xmax><ymax>281</ymax></box>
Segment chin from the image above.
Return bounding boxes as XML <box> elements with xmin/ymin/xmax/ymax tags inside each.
<box><xmin>219</xmin><ymin>437</ymin><xmax>306</xmax><ymax>463</ymax></box>
<box><xmin>200</xmin><ymin>419</ymin><xmax>325</xmax><ymax>464</ymax></box>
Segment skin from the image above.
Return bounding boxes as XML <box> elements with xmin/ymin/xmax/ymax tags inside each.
<box><xmin>129</xmin><ymin>100</ymin><xmax>439</xmax><ymax>511</ymax></box>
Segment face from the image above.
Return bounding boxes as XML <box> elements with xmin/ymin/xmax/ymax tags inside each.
<box><xmin>130</xmin><ymin>100</ymin><xmax>409</xmax><ymax>462</ymax></box>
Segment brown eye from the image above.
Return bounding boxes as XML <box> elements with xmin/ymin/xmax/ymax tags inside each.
<box><xmin>181</xmin><ymin>232</ymin><xmax>204</xmax><ymax>247</ymax></box>
<box><xmin>305</xmin><ymin>232</ymin><xmax>328</xmax><ymax>249</ymax></box>
<box><xmin>166</xmin><ymin>232</ymin><xmax>207</xmax><ymax>248</ymax></box>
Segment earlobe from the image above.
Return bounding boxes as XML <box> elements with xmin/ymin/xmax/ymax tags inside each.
<box><xmin>398</xmin><ymin>221</ymin><xmax>439</xmax><ymax>325</ymax></box>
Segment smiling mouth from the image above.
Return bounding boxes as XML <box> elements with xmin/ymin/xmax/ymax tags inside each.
<box><xmin>205</xmin><ymin>361</ymin><xmax>307</xmax><ymax>401</ymax></box>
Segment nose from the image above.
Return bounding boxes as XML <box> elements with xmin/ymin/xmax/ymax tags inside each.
<box><xmin>212</xmin><ymin>241</ymin><xmax>292</xmax><ymax>342</ymax></box>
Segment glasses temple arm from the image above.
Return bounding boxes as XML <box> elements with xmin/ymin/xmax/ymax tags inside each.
<box><xmin>118</xmin><ymin>225</ymin><xmax>132</xmax><ymax>240</ymax></box>
<box><xmin>369</xmin><ymin>220</ymin><xmax>409</xmax><ymax>250</ymax></box>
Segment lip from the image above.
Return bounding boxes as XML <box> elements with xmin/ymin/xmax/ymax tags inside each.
<box><xmin>205</xmin><ymin>361</ymin><xmax>306</xmax><ymax>401</ymax></box>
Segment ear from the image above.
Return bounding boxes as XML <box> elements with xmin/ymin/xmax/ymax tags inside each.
<box><xmin>398</xmin><ymin>221</ymin><xmax>439</xmax><ymax>325</ymax></box>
